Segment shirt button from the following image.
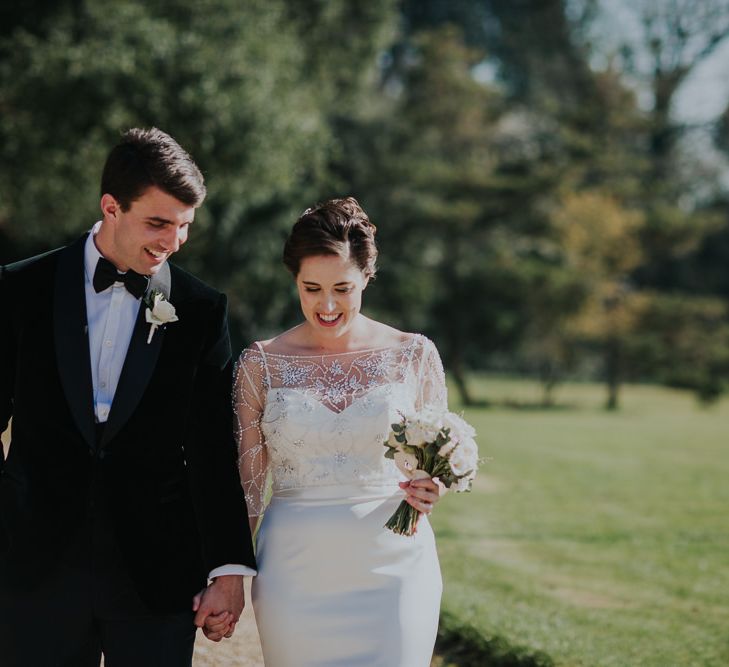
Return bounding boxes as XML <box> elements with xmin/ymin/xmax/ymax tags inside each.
<box><xmin>100</xmin><ymin>408</ymin><xmax>109</xmax><ymax>418</ymax></box>
<box><xmin>100</xmin><ymin>381</ymin><xmax>106</xmax><ymax>388</ymax></box>
<box><xmin>105</xmin><ymin>340</ymin><xmax>112</xmax><ymax>347</ymax></box>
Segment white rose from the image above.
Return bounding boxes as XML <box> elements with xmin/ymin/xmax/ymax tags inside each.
<box><xmin>405</xmin><ymin>413</ymin><xmax>442</xmax><ymax>447</ymax></box>
<box><xmin>151</xmin><ymin>293</ymin><xmax>178</xmax><ymax>322</ymax></box>
<box><xmin>145</xmin><ymin>292</ymin><xmax>180</xmax><ymax>343</ymax></box>
<box><xmin>442</xmin><ymin>411</ymin><xmax>476</xmax><ymax>440</ymax></box>
<box><xmin>438</xmin><ymin>439</ymin><xmax>457</xmax><ymax>457</ymax></box>
<box><xmin>404</xmin><ymin>421</ymin><xmax>428</xmax><ymax>447</ymax></box>
<box><xmin>448</xmin><ymin>437</ymin><xmax>478</xmax><ymax>476</ymax></box>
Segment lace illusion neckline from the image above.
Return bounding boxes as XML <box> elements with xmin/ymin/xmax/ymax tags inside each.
<box><xmin>255</xmin><ymin>335</ymin><xmax>421</xmax><ymax>359</ymax></box>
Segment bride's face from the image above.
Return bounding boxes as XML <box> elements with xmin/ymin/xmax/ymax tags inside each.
<box><xmin>296</xmin><ymin>254</ymin><xmax>369</xmax><ymax>340</ymax></box>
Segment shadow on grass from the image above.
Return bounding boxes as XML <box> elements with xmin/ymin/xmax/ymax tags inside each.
<box><xmin>434</xmin><ymin>612</ymin><xmax>554</xmax><ymax>667</ymax></box>
<box><xmin>459</xmin><ymin>399</ymin><xmax>493</xmax><ymax>409</ymax></box>
<box><xmin>498</xmin><ymin>399</ymin><xmax>577</xmax><ymax>411</ymax></box>
<box><xmin>460</xmin><ymin>398</ymin><xmax>578</xmax><ymax>412</ymax></box>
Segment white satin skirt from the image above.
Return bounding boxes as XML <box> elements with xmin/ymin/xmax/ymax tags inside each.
<box><xmin>251</xmin><ymin>484</ymin><xmax>442</xmax><ymax>667</ymax></box>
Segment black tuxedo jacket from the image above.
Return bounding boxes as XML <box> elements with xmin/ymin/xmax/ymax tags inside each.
<box><xmin>0</xmin><ymin>235</ymin><xmax>255</xmax><ymax>612</ymax></box>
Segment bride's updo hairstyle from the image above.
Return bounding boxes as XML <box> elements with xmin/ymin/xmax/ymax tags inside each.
<box><xmin>283</xmin><ymin>196</ymin><xmax>378</xmax><ymax>279</ymax></box>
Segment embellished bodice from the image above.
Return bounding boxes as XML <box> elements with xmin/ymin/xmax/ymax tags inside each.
<box><xmin>234</xmin><ymin>334</ymin><xmax>447</xmax><ymax>517</ymax></box>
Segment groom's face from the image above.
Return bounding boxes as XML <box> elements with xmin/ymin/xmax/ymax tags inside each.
<box><xmin>100</xmin><ymin>186</ymin><xmax>195</xmax><ymax>275</ymax></box>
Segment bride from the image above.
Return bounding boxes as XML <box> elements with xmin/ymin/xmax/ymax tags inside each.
<box><xmin>235</xmin><ymin>197</ymin><xmax>447</xmax><ymax>666</ymax></box>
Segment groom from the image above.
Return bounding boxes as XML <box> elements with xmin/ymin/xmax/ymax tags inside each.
<box><xmin>0</xmin><ymin>128</ymin><xmax>255</xmax><ymax>665</ymax></box>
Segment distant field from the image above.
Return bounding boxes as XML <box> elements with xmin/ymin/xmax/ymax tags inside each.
<box><xmin>433</xmin><ymin>377</ymin><xmax>729</xmax><ymax>667</ymax></box>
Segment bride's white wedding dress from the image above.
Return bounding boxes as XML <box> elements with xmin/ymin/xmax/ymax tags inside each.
<box><xmin>234</xmin><ymin>334</ymin><xmax>447</xmax><ymax>667</ymax></box>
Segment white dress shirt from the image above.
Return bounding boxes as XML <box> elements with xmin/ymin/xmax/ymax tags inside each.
<box><xmin>84</xmin><ymin>223</ymin><xmax>139</xmax><ymax>424</ymax></box>
<box><xmin>84</xmin><ymin>223</ymin><xmax>255</xmax><ymax>579</ymax></box>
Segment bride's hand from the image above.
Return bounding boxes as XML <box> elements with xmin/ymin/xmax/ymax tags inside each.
<box><xmin>400</xmin><ymin>477</ymin><xmax>444</xmax><ymax>515</ymax></box>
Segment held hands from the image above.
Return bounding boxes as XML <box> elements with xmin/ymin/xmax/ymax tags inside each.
<box><xmin>192</xmin><ymin>575</ymin><xmax>245</xmax><ymax>642</ymax></box>
<box><xmin>400</xmin><ymin>476</ymin><xmax>444</xmax><ymax>516</ymax></box>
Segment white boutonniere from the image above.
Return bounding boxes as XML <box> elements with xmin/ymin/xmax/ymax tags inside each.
<box><xmin>145</xmin><ymin>290</ymin><xmax>179</xmax><ymax>344</ymax></box>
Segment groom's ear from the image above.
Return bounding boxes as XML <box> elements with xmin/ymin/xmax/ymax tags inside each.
<box><xmin>100</xmin><ymin>193</ymin><xmax>121</xmax><ymax>222</ymax></box>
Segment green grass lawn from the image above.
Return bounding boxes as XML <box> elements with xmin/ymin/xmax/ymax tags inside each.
<box><xmin>433</xmin><ymin>378</ymin><xmax>729</xmax><ymax>667</ymax></box>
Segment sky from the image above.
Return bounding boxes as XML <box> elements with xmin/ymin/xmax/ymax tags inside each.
<box><xmin>675</xmin><ymin>38</ymin><xmax>729</xmax><ymax>124</ymax></box>
<box><xmin>588</xmin><ymin>0</ymin><xmax>729</xmax><ymax>124</ymax></box>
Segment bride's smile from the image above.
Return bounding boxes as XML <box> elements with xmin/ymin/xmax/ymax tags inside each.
<box><xmin>296</xmin><ymin>253</ymin><xmax>369</xmax><ymax>343</ymax></box>
<box><xmin>316</xmin><ymin>312</ymin><xmax>342</xmax><ymax>326</ymax></box>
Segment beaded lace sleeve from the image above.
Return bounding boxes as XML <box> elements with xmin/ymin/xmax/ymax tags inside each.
<box><xmin>416</xmin><ymin>338</ymin><xmax>448</xmax><ymax>412</ymax></box>
<box><xmin>234</xmin><ymin>346</ymin><xmax>270</xmax><ymax>518</ymax></box>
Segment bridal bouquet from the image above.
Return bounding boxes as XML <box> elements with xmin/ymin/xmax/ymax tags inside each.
<box><xmin>384</xmin><ymin>408</ymin><xmax>479</xmax><ymax>536</ymax></box>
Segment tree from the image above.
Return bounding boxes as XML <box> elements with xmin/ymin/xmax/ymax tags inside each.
<box><xmin>593</xmin><ymin>1</ymin><xmax>729</xmax><ymax>287</ymax></box>
<box><xmin>628</xmin><ymin>293</ymin><xmax>729</xmax><ymax>403</ymax></box>
<box><xmin>553</xmin><ymin>190</ymin><xmax>645</xmax><ymax>409</ymax></box>
<box><xmin>0</xmin><ymin>0</ymin><xmax>327</xmax><ymax>245</ymax></box>
<box><xmin>337</xmin><ymin>25</ymin><xmax>580</xmax><ymax>405</ymax></box>
<box><xmin>629</xmin><ymin>1</ymin><xmax>729</xmax><ymax>180</ymax></box>
<box><xmin>0</xmin><ymin>0</ymin><xmax>398</xmax><ymax>349</ymax></box>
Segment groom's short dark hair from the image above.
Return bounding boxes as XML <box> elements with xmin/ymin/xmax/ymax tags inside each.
<box><xmin>100</xmin><ymin>127</ymin><xmax>206</xmax><ymax>210</ymax></box>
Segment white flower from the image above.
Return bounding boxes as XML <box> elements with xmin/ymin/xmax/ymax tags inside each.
<box><xmin>145</xmin><ymin>291</ymin><xmax>179</xmax><ymax>343</ymax></box>
<box><xmin>393</xmin><ymin>451</ymin><xmax>431</xmax><ymax>481</ymax></box>
<box><xmin>438</xmin><ymin>439</ymin><xmax>457</xmax><ymax>457</ymax></box>
<box><xmin>448</xmin><ymin>437</ymin><xmax>479</xmax><ymax>477</ymax></box>
<box><xmin>404</xmin><ymin>422</ymin><xmax>428</xmax><ymax>447</ymax></box>
<box><xmin>404</xmin><ymin>409</ymin><xmax>443</xmax><ymax>447</ymax></box>
<box><xmin>442</xmin><ymin>411</ymin><xmax>476</xmax><ymax>440</ymax></box>
<box><xmin>149</xmin><ymin>292</ymin><xmax>177</xmax><ymax>322</ymax></box>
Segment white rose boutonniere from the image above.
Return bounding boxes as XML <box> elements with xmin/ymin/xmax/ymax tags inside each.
<box><xmin>145</xmin><ymin>290</ymin><xmax>179</xmax><ymax>344</ymax></box>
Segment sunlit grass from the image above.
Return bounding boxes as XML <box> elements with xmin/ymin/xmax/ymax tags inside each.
<box><xmin>434</xmin><ymin>377</ymin><xmax>729</xmax><ymax>667</ymax></box>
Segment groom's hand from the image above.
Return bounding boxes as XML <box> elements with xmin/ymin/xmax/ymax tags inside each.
<box><xmin>192</xmin><ymin>575</ymin><xmax>245</xmax><ymax>641</ymax></box>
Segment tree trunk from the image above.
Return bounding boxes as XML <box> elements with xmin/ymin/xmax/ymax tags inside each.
<box><xmin>539</xmin><ymin>361</ymin><xmax>558</xmax><ymax>407</ymax></box>
<box><xmin>605</xmin><ymin>336</ymin><xmax>621</xmax><ymax>410</ymax></box>
<box><xmin>449</xmin><ymin>345</ymin><xmax>475</xmax><ymax>407</ymax></box>
<box><xmin>541</xmin><ymin>378</ymin><xmax>557</xmax><ymax>408</ymax></box>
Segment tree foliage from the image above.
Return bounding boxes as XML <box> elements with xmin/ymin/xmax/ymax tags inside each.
<box><xmin>0</xmin><ymin>0</ymin><xmax>397</xmax><ymax>348</ymax></box>
<box><xmin>1</xmin><ymin>0</ymin><xmax>728</xmax><ymax>405</ymax></box>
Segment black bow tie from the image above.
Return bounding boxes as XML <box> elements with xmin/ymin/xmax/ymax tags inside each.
<box><xmin>93</xmin><ymin>257</ymin><xmax>149</xmax><ymax>299</ymax></box>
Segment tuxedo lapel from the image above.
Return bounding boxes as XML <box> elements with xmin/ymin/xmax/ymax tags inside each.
<box><xmin>54</xmin><ymin>235</ymin><xmax>96</xmax><ymax>450</ymax></box>
<box><xmin>101</xmin><ymin>262</ymin><xmax>172</xmax><ymax>448</ymax></box>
